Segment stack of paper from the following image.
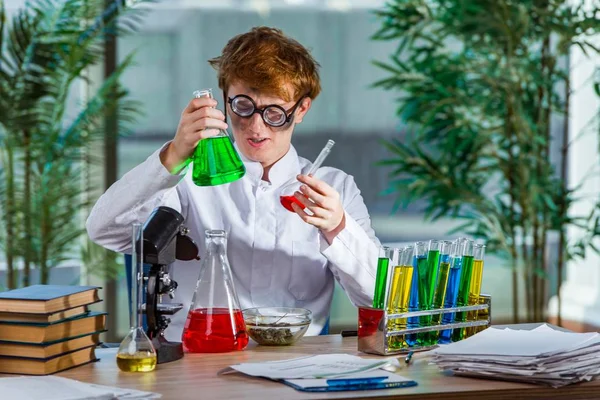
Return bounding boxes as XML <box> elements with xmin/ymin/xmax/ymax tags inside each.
<box><xmin>0</xmin><ymin>376</ymin><xmax>161</xmax><ymax>399</ymax></box>
<box><xmin>429</xmin><ymin>324</ymin><xmax>600</xmax><ymax>387</ymax></box>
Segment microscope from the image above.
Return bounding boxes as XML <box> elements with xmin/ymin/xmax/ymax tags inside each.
<box><xmin>140</xmin><ymin>206</ymin><xmax>199</xmax><ymax>364</ymax></box>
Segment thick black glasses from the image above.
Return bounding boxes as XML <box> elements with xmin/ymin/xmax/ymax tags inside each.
<box><xmin>227</xmin><ymin>94</ymin><xmax>307</xmax><ymax>128</ymax></box>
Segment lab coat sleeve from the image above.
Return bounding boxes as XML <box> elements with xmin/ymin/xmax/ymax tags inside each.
<box><xmin>86</xmin><ymin>143</ymin><xmax>187</xmax><ymax>254</ymax></box>
<box><xmin>319</xmin><ymin>175</ymin><xmax>381</xmax><ymax>307</ymax></box>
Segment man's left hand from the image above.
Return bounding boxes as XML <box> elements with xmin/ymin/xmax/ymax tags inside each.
<box><xmin>290</xmin><ymin>174</ymin><xmax>345</xmax><ymax>241</ymax></box>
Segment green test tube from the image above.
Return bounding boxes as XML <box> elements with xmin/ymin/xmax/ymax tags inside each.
<box><xmin>452</xmin><ymin>240</ymin><xmax>475</xmax><ymax>342</ymax></box>
<box><xmin>373</xmin><ymin>246</ymin><xmax>391</xmax><ymax>309</ymax></box>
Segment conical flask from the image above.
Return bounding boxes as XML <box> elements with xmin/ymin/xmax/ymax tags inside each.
<box><xmin>191</xmin><ymin>88</ymin><xmax>246</xmax><ymax>186</ymax></box>
<box><xmin>280</xmin><ymin>139</ymin><xmax>335</xmax><ymax>212</ymax></box>
<box><xmin>182</xmin><ymin>230</ymin><xmax>249</xmax><ymax>353</ymax></box>
<box><xmin>116</xmin><ymin>223</ymin><xmax>157</xmax><ymax>372</ymax></box>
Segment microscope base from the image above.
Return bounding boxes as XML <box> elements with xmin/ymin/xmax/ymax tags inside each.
<box><xmin>152</xmin><ymin>336</ymin><xmax>184</xmax><ymax>364</ymax></box>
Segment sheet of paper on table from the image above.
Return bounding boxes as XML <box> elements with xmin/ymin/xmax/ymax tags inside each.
<box><xmin>430</xmin><ymin>324</ymin><xmax>600</xmax><ymax>387</ymax></box>
<box><xmin>223</xmin><ymin>353</ymin><xmax>393</xmax><ymax>379</ymax></box>
<box><xmin>0</xmin><ymin>375</ymin><xmax>161</xmax><ymax>399</ymax></box>
<box><xmin>223</xmin><ymin>354</ymin><xmax>417</xmax><ymax>392</ymax></box>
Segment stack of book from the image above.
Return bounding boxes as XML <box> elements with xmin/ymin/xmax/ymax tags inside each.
<box><xmin>0</xmin><ymin>284</ymin><xmax>106</xmax><ymax>375</ymax></box>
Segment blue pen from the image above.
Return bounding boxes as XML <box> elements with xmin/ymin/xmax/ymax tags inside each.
<box><xmin>326</xmin><ymin>376</ymin><xmax>388</xmax><ymax>386</ymax></box>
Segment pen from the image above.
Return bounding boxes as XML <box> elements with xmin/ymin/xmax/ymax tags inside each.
<box><xmin>405</xmin><ymin>351</ymin><xmax>414</xmax><ymax>365</ymax></box>
<box><xmin>341</xmin><ymin>330</ymin><xmax>358</xmax><ymax>337</ymax></box>
<box><xmin>326</xmin><ymin>376</ymin><xmax>389</xmax><ymax>386</ymax></box>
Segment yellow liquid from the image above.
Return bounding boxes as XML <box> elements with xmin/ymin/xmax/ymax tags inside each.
<box><xmin>386</xmin><ymin>265</ymin><xmax>413</xmax><ymax>350</ymax></box>
<box><xmin>466</xmin><ymin>259</ymin><xmax>484</xmax><ymax>337</ymax></box>
<box><xmin>430</xmin><ymin>261</ymin><xmax>450</xmax><ymax>342</ymax></box>
<box><xmin>474</xmin><ymin>295</ymin><xmax>490</xmax><ymax>334</ymax></box>
<box><xmin>116</xmin><ymin>353</ymin><xmax>157</xmax><ymax>372</ymax></box>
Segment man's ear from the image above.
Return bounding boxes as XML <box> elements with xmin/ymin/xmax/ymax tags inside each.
<box><xmin>294</xmin><ymin>97</ymin><xmax>312</xmax><ymax>124</ymax></box>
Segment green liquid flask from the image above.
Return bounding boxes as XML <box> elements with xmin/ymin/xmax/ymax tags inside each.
<box><xmin>191</xmin><ymin>89</ymin><xmax>245</xmax><ymax>186</ymax></box>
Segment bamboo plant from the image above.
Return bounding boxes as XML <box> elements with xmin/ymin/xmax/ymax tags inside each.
<box><xmin>372</xmin><ymin>0</ymin><xmax>600</xmax><ymax>323</ymax></box>
<box><xmin>0</xmin><ymin>0</ymin><xmax>145</xmax><ymax>289</ymax></box>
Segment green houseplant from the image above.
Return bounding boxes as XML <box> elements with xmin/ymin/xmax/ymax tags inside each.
<box><xmin>0</xmin><ymin>0</ymin><xmax>146</xmax><ymax>289</ymax></box>
<box><xmin>372</xmin><ymin>0</ymin><xmax>600</xmax><ymax>323</ymax></box>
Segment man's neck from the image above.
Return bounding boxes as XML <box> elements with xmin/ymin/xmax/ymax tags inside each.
<box><xmin>261</xmin><ymin>165</ymin><xmax>272</xmax><ymax>182</ymax></box>
<box><xmin>260</xmin><ymin>148</ymin><xmax>290</xmax><ymax>182</ymax></box>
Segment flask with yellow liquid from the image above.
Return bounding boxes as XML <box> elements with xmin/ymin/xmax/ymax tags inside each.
<box><xmin>116</xmin><ymin>223</ymin><xmax>157</xmax><ymax>372</ymax></box>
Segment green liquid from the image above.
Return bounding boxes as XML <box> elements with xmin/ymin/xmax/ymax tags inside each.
<box><xmin>373</xmin><ymin>257</ymin><xmax>389</xmax><ymax>309</ymax></box>
<box><xmin>192</xmin><ymin>136</ymin><xmax>246</xmax><ymax>186</ymax></box>
<box><xmin>417</xmin><ymin>250</ymin><xmax>440</xmax><ymax>346</ymax></box>
<box><xmin>452</xmin><ymin>255</ymin><xmax>475</xmax><ymax>342</ymax></box>
<box><xmin>430</xmin><ymin>260</ymin><xmax>451</xmax><ymax>341</ymax></box>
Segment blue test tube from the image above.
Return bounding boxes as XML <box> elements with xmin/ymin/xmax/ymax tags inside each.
<box><xmin>438</xmin><ymin>239</ymin><xmax>465</xmax><ymax>343</ymax></box>
<box><xmin>406</xmin><ymin>241</ymin><xmax>427</xmax><ymax>347</ymax></box>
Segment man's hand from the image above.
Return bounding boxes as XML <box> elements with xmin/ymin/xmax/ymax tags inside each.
<box><xmin>160</xmin><ymin>97</ymin><xmax>229</xmax><ymax>173</ymax></box>
<box><xmin>290</xmin><ymin>174</ymin><xmax>346</xmax><ymax>243</ymax></box>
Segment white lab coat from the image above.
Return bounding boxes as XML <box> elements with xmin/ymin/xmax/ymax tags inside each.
<box><xmin>86</xmin><ymin>143</ymin><xmax>380</xmax><ymax>340</ymax></box>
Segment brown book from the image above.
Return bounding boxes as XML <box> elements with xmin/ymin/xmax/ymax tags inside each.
<box><xmin>0</xmin><ymin>305</ymin><xmax>92</xmax><ymax>324</ymax></box>
<box><xmin>0</xmin><ymin>331</ymin><xmax>103</xmax><ymax>358</ymax></box>
<box><xmin>0</xmin><ymin>312</ymin><xmax>106</xmax><ymax>343</ymax></box>
<box><xmin>0</xmin><ymin>285</ymin><xmax>100</xmax><ymax>314</ymax></box>
<box><xmin>0</xmin><ymin>346</ymin><xmax>97</xmax><ymax>375</ymax></box>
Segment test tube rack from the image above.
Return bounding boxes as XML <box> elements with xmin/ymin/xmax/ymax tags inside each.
<box><xmin>358</xmin><ymin>294</ymin><xmax>491</xmax><ymax>356</ymax></box>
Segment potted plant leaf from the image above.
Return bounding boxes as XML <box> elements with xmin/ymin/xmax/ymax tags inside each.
<box><xmin>0</xmin><ymin>0</ymin><xmax>146</xmax><ymax>289</ymax></box>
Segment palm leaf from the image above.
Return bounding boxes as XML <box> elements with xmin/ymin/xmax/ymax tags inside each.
<box><xmin>0</xmin><ymin>0</ymin><xmax>149</xmax><ymax>287</ymax></box>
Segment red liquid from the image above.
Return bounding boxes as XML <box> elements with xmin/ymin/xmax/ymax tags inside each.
<box><xmin>358</xmin><ymin>307</ymin><xmax>384</xmax><ymax>338</ymax></box>
<box><xmin>182</xmin><ymin>308</ymin><xmax>249</xmax><ymax>353</ymax></box>
<box><xmin>280</xmin><ymin>195</ymin><xmax>304</xmax><ymax>212</ymax></box>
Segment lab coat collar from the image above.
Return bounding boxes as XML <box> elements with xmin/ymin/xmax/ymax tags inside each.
<box><xmin>236</xmin><ymin>143</ymin><xmax>301</xmax><ymax>187</ymax></box>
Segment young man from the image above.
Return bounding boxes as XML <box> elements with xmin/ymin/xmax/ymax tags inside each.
<box><xmin>86</xmin><ymin>26</ymin><xmax>380</xmax><ymax>340</ymax></box>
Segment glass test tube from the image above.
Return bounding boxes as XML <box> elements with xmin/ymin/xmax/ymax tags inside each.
<box><xmin>452</xmin><ymin>240</ymin><xmax>475</xmax><ymax>342</ymax></box>
<box><xmin>417</xmin><ymin>239</ymin><xmax>442</xmax><ymax>346</ymax></box>
<box><xmin>465</xmin><ymin>244</ymin><xmax>486</xmax><ymax>337</ymax></box>
<box><xmin>439</xmin><ymin>239</ymin><xmax>465</xmax><ymax>344</ymax></box>
<box><xmin>386</xmin><ymin>247</ymin><xmax>414</xmax><ymax>350</ymax></box>
<box><xmin>406</xmin><ymin>242</ymin><xmax>427</xmax><ymax>346</ymax></box>
<box><xmin>373</xmin><ymin>246</ymin><xmax>391</xmax><ymax>309</ymax></box>
<box><xmin>430</xmin><ymin>240</ymin><xmax>453</xmax><ymax>341</ymax></box>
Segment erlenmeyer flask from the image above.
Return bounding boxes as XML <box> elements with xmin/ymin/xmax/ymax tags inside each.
<box><xmin>182</xmin><ymin>230</ymin><xmax>249</xmax><ymax>353</ymax></box>
<box><xmin>116</xmin><ymin>223</ymin><xmax>157</xmax><ymax>372</ymax></box>
<box><xmin>191</xmin><ymin>88</ymin><xmax>246</xmax><ymax>186</ymax></box>
<box><xmin>280</xmin><ymin>139</ymin><xmax>335</xmax><ymax>212</ymax></box>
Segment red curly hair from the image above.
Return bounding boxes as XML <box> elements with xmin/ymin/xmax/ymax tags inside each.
<box><xmin>209</xmin><ymin>26</ymin><xmax>321</xmax><ymax>102</ymax></box>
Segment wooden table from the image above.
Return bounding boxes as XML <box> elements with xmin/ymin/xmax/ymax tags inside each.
<box><xmin>53</xmin><ymin>335</ymin><xmax>599</xmax><ymax>399</ymax></box>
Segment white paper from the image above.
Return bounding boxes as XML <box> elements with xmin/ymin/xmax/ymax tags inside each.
<box><xmin>433</xmin><ymin>325</ymin><xmax>600</xmax><ymax>356</ymax></box>
<box><xmin>429</xmin><ymin>324</ymin><xmax>600</xmax><ymax>387</ymax></box>
<box><xmin>0</xmin><ymin>376</ymin><xmax>161</xmax><ymax>400</ymax></box>
<box><xmin>227</xmin><ymin>354</ymin><xmax>390</xmax><ymax>379</ymax></box>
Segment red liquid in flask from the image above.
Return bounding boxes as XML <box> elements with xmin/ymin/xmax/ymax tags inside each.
<box><xmin>280</xmin><ymin>195</ymin><xmax>305</xmax><ymax>212</ymax></box>
<box><xmin>182</xmin><ymin>308</ymin><xmax>249</xmax><ymax>353</ymax></box>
